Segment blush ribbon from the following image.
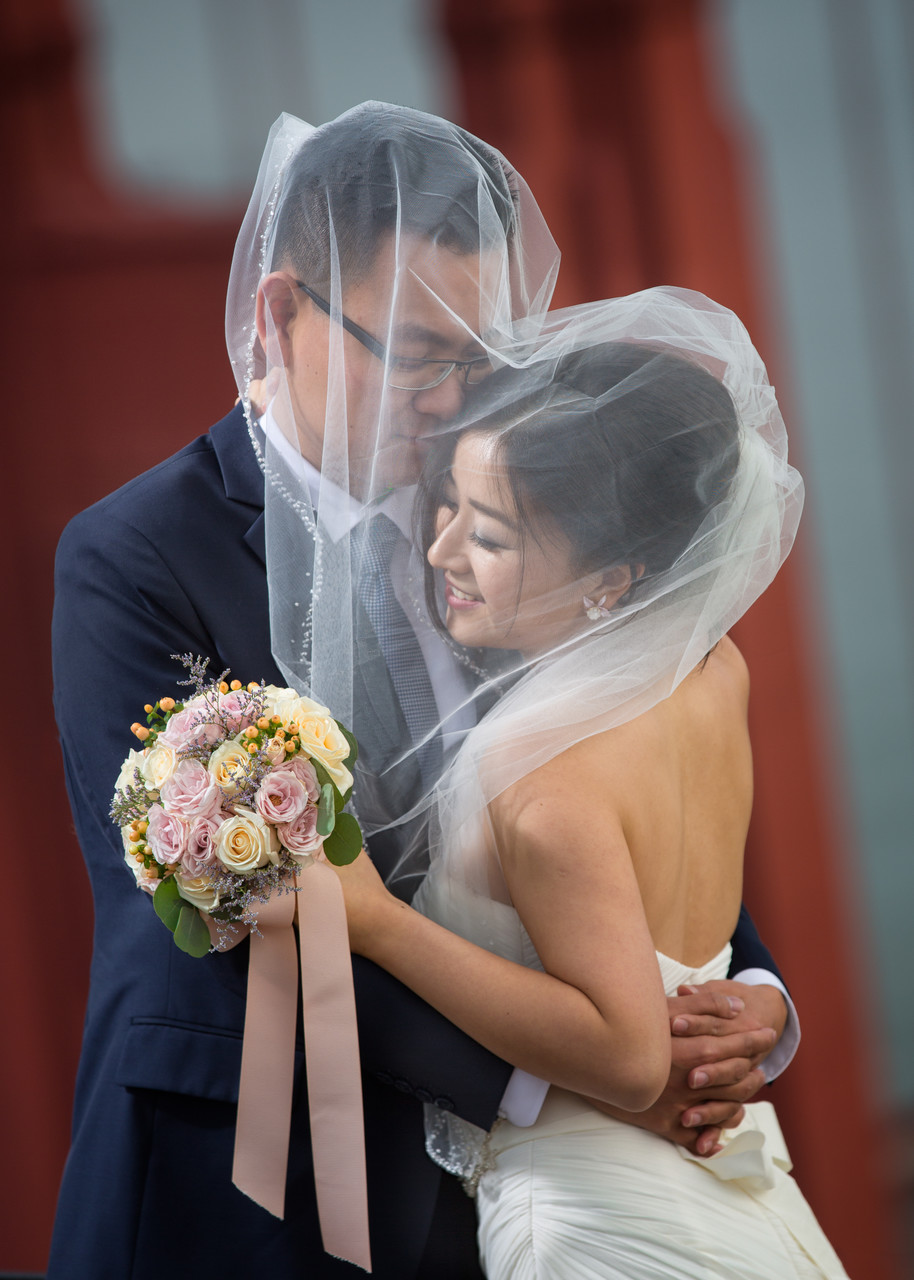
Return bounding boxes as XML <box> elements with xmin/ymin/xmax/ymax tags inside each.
<box><xmin>206</xmin><ymin>859</ymin><xmax>371</xmax><ymax>1272</ymax></box>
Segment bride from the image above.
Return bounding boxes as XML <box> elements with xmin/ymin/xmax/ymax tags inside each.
<box><xmin>329</xmin><ymin>290</ymin><xmax>850</xmax><ymax>1278</ymax></box>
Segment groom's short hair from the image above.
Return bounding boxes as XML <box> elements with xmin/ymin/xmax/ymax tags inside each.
<box><xmin>272</xmin><ymin>102</ymin><xmax>518</xmax><ymax>289</ymax></box>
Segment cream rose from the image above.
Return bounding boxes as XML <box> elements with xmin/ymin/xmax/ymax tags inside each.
<box><xmin>114</xmin><ymin>748</ymin><xmax>147</xmax><ymax>800</ymax></box>
<box><xmin>175</xmin><ymin>871</ymin><xmax>220</xmax><ymax>913</ymax></box>
<box><xmin>207</xmin><ymin>738</ymin><xmax>253</xmax><ymax>796</ymax></box>
<box><xmin>142</xmin><ymin>741</ymin><xmax>178</xmax><ymax>790</ymax></box>
<box><xmin>213</xmin><ymin>807</ymin><xmax>279</xmax><ymax>874</ymax></box>
<box><xmin>259</xmin><ymin>686</ymin><xmax>305</xmax><ymax>716</ymax></box>
<box><xmin>278</xmin><ymin>701</ymin><xmax>352</xmax><ymax>792</ymax></box>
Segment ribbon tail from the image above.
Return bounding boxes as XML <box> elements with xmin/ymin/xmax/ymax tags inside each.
<box><xmin>231</xmin><ymin>891</ymin><xmax>298</xmax><ymax>1218</ymax></box>
<box><xmin>297</xmin><ymin>861</ymin><xmax>372</xmax><ymax>1273</ymax></box>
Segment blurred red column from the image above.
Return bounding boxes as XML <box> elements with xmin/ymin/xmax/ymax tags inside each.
<box><xmin>442</xmin><ymin>0</ymin><xmax>903</xmax><ymax>1275</ymax></box>
<box><xmin>0</xmin><ymin>0</ymin><xmax>240</xmax><ymax>1268</ymax></box>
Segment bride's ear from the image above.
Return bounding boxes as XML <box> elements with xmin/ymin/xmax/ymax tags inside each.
<box><xmin>583</xmin><ymin>564</ymin><xmax>639</xmax><ymax>609</ymax></box>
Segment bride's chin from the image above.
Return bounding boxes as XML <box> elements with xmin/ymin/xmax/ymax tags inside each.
<box><xmin>445</xmin><ymin>614</ymin><xmax>481</xmax><ymax>647</ymax></box>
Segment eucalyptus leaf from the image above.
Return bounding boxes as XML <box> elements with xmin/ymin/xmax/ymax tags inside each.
<box><xmin>153</xmin><ymin>876</ymin><xmax>182</xmax><ymax>933</ymax></box>
<box><xmin>311</xmin><ymin>757</ymin><xmax>331</xmax><ymax>790</ymax></box>
<box><xmin>316</xmin><ymin>783</ymin><xmax>336</xmax><ymax>837</ymax></box>
<box><xmin>174</xmin><ymin>904</ymin><xmax>213</xmax><ymax>958</ymax></box>
<box><xmin>322</xmin><ymin>811</ymin><xmax>363</xmax><ymax>865</ymax></box>
<box><xmin>338</xmin><ymin>721</ymin><xmax>358</xmax><ymax>768</ymax></box>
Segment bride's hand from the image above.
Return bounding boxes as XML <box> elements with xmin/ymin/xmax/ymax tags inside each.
<box><xmin>585</xmin><ymin>982</ymin><xmax>780</xmax><ymax>1155</ymax></box>
<box><xmin>327</xmin><ymin>848</ymin><xmax>398</xmax><ymax>954</ymax></box>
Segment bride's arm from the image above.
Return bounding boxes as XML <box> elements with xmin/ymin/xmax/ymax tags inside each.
<box><xmin>331</xmin><ymin>789</ymin><xmax>671</xmax><ymax>1113</ymax></box>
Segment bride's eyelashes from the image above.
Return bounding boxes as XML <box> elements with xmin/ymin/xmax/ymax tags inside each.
<box><xmin>468</xmin><ymin>529</ymin><xmax>506</xmax><ymax>553</ymax></box>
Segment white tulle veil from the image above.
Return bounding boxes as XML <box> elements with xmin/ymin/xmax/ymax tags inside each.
<box><xmin>408</xmin><ymin>284</ymin><xmax>803</xmax><ymax>941</ymax></box>
<box><xmin>224</xmin><ymin>104</ymin><xmax>802</xmax><ymax>1183</ymax></box>
<box><xmin>224</xmin><ymin>103</ymin><xmax>802</xmax><ymax>909</ymax></box>
<box><xmin>225</xmin><ymin>102</ymin><xmax>560</xmax><ymax>860</ymax></box>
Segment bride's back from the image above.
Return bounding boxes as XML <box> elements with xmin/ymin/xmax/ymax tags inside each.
<box><xmin>490</xmin><ymin>635</ymin><xmax>751</xmax><ymax>969</ymax></box>
<box><xmin>583</xmin><ymin>635</ymin><xmax>751</xmax><ymax>966</ymax></box>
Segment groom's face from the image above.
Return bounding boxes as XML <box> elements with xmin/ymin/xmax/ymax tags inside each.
<box><xmin>259</xmin><ymin>233</ymin><xmax>491</xmax><ymax>498</ymax></box>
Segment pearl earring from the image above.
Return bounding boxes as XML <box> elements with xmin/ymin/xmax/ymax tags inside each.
<box><xmin>583</xmin><ymin>594</ymin><xmax>611</xmax><ymax>621</ymax></box>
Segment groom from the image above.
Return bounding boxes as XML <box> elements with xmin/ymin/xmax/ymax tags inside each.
<box><xmin>50</xmin><ymin>104</ymin><xmax>793</xmax><ymax>1280</ymax></box>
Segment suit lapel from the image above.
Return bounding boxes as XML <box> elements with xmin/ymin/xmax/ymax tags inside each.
<box><xmin>210</xmin><ymin>404</ymin><xmax>267</xmax><ymax>565</ymax></box>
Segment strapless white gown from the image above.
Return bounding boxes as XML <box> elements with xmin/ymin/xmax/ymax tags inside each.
<box><xmin>414</xmin><ymin>875</ymin><xmax>850</xmax><ymax>1279</ymax></box>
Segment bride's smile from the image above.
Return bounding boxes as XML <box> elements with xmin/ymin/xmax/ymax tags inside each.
<box><xmin>427</xmin><ymin>431</ymin><xmax>624</xmax><ymax>658</ymax></box>
<box><xmin>427</xmin><ymin>432</ymin><xmax>607</xmax><ymax>657</ymax></box>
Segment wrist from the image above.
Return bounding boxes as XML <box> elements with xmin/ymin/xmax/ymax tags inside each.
<box><xmin>352</xmin><ymin>892</ymin><xmax>410</xmax><ymax>961</ymax></box>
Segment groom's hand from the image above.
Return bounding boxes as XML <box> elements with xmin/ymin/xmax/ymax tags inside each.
<box><xmin>583</xmin><ymin>981</ymin><xmax>783</xmax><ymax>1155</ymax></box>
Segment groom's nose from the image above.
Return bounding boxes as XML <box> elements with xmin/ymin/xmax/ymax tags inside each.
<box><xmin>410</xmin><ymin>366</ymin><xmax>467</xmax><ymax>422</ymax></box>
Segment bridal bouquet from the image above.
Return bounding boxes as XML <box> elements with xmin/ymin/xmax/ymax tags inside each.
<box><xmin>110</xmin><ymin>656</ymin><xmax>362</xmax><ymax>957</ymax></box>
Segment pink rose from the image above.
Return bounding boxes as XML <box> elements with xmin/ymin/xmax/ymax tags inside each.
<box><xmin>275</xmin><ymin>756</ymin><xmax>320</xmax><ymax>802</ymax></box>
<box><xmin>146</xmin><ymin>803</ymin><xmax>189</xmax><ymax>865</ymax></box>
<box><xmin>181</xmin><ymin>814</ymin><xmax>222</xmax><ymax>877</ymax></box>
<box><xmin>160</xmin><ymin>707</ymin><xmax>223</xmax><ymax>751</ymax></box>
<box><xmin>160</xmin><ymin>759</ymin><xmax>223</xmax><ymax>820</ymax></box>
<box><xmin>279</xmin><ymin>804</ymin><xmax>323</xmax><ymax>858</ymax></box>
<box><xmin>255</xmin><ymin>770</ymin><xmax>308</xmax><ymax>825</ymax></box>
<box><xmin>218</xmin><ymin>690</ymin><xmax>257</xmax><ymax>734</ymax></box>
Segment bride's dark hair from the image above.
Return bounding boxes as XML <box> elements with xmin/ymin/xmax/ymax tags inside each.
<box><xmin>417</xmin><ymin>340</ymin><xmax>740</xmax><ymax>635</ymax></box>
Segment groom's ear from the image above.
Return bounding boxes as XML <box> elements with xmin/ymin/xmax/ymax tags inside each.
<box><xmin>256</xmin><ymin>272</ymin><xmax>303</xmax><ymax>367</ymax></box>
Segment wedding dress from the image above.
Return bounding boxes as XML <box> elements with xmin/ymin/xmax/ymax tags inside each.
<box><xmin>415</xmin><ymin>872</ymin><xmax>850</xmax><ymax>1280</ymax></box>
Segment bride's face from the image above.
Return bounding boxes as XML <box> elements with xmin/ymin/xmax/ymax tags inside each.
<box><xmin>427</xmin><ymin>432</ymin><xmax>602</xmax><ymax>657</ymax></box>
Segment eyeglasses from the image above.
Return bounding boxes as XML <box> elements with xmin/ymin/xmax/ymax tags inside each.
<box><xmin>296</xmin><ymin>282</ymin><xmax>493</xmax><ymax>390</ymax></box>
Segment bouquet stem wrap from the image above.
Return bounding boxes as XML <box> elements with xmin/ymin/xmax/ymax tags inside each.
<box><xmin>207</xmin><ymin>859</ymin><xmax>371</xmax><ymax>1273</ymax></box>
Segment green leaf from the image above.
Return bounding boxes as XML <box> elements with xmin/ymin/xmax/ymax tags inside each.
<box><xmin>153</xmin><ymin>876</ymin><xmax>182</xmax><ymax>933</ymax></box>
<box><xmin>316</xmin><ymin>782</ymin><xmax>336</xmax><ymax>837</ymax></box>
<box><xmin>322</xmin><ymin>811</ymin><xmax>363</xmax><ymax>865</ymax></box>
<box><xmin>174</xmin><ymin>904</ymin><xmax>213</xmax><ymax>958</ymax></box>
<box><xmin>337</xmin><ymin>721</ymin><xmax>359</xmax><ymax>768</ymax></box>
<box><xmin>311</xmin><ymin>757</ymin><xmax>331</xmax><ymax>790</ymax></box>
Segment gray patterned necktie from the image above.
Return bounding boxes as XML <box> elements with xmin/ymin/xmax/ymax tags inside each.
<box><xmin>355</xmin><ymin>513</ymin><xmax>442</xmax><ymax>787</ymax></box>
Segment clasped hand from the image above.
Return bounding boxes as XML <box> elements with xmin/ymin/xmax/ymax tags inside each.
<box><xmin>586</xmin><ymin>981</ymin><xmax>783</xmax><ymax>1155</ymax></box>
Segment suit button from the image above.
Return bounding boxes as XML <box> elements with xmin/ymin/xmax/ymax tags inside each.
<box><xmin>415</xmin><ymin>1088</ymin><xmax>433</xmax><ymax>1103</ymax></box>
<box><xmin>434</xmin><ymin>1096</ymin><xmax>455</xmax><ymax>1112</ymax></box>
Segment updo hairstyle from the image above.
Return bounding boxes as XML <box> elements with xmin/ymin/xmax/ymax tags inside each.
<box><xmin>418</xmin><ymin>340</ymin><xmax>740</xmax><ymax>631</ymax></box>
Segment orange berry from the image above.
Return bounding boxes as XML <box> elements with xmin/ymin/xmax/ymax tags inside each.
<box><xmin>219</xmin><ymin>681</ymin><xmax>229</xmax><ymax>695</ymax></box>
<box><xmin>284</xmin><ymin>740</ymin><xmax>296</xmax><ymax>753</ymax></box>
<box><xmin>131</xmin><ymin>723</ymin><xmax>150</xmax><ymax>741</ymax></box>
<box><xmin>244</xmin><ymin>726</ymin><xmax>259</xmax><ymax>739</ymax></box>
<box><xmin>247</xmin><ymin>682</ymin><xmax>260</xmax><ymax>692</ymax></box>
<box><xmin>144</xmin><ymin>704</ymin><xmax>154</xmax><ymax>714</ymax></box>
<box><xmin>230</xmin><ymin>679</ymin><xmax>242</xmax><ymax>691</ymax></box>
<box><xmin>247</xmin><ymin>743</ymin><xmax>258</xmax><ymax>755</ymax></box>
<box><xmin>159</xmin><ymin>697</ymin><xmax>175</xmax><ymax>712</ymax></box>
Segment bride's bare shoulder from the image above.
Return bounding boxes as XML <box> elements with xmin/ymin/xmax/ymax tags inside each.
<box><xmin>490</xmin><ymin>634</ymin><xmax>750</xmax><ymax>836</ymax></box>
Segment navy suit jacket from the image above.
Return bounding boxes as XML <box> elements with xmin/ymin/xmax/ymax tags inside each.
<box><xmin>49</xmin><ymin>405</ymin><xmax>782</xmax><ymax>1278</ymax></box>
